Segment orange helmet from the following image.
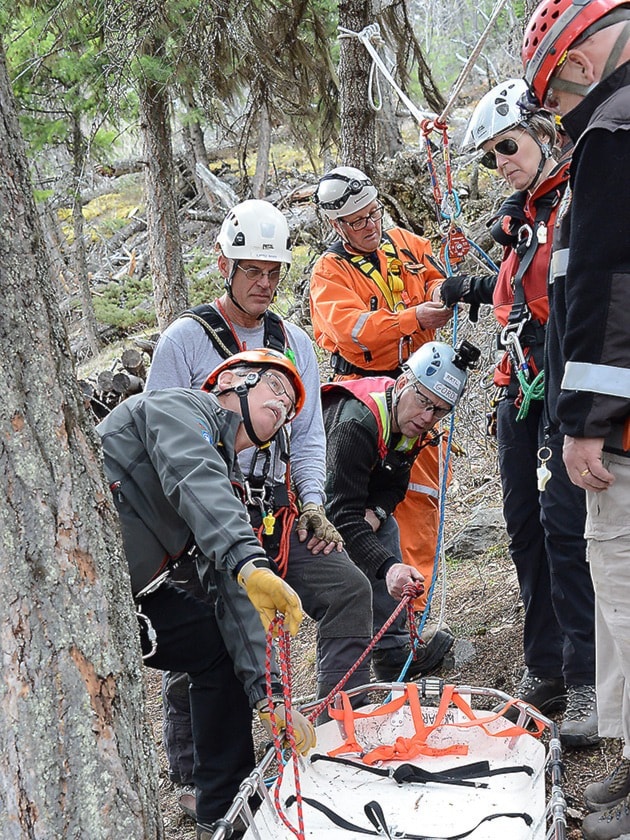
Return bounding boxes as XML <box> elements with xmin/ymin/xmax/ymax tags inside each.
<box><xmin>202</xmin><ymin>349</ymin><xmax>306</xmax><ymax>418</ymax></box>
<box><xmin>523</xmin><ymin>0</ymin><xmax>630</xmax><ymax>105</ymax></box>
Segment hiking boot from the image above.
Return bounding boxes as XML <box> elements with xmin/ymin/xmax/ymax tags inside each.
<box><xmin>560</xmin><ymin>685</ymin><xmax>601</xmax><ymax>748</ymax></box>
<box><xmin>515</xmin><ymin>669</ymin><xmax>566</xmax><ymax>712</ymax></box>
<box><xmin>582</xmin><ymin>791</ymin><xmax>630</xmax><ymax>839</ymax></box>
<box><xmin>178</xmin><ymin>785</ymin><xmax>196</xmax><ymax>821</ymax></box>
<box><xmin>419</xmin><ymin>617</ymin><xmax>452</xmax><ymax>644</ymax></box>
<box><xmin>585</xmin><ymin>759</ymin><xmax>630</xmax><ymax>813</ymax></box>
<box><xmin>372</xmin><ymin>629</ymin><xmax>454</xmax><ymax>681</ymax></box>
<box><xmin>197</xmin><ymin>816</ymin><xmax>246</xmax><ymax>839</ymax></box>
<box><xmin>499</xmin><ymin>669</ymin><xmax>566</xmax><ymax>722</ymax></box>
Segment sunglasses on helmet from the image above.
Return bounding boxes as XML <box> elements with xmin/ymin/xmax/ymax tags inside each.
<box><xmin>315</xmin><ymin>174</ymin><xmax>373</xmax><ymax>211</ymax></box>
<box><xmin>480</xmin><ymin>137</ymin><xmax>521</xmax><ymax>170</ymax></box>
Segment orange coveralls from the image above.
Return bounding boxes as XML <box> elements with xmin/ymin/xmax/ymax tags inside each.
<box><xmin>310</xmin><ymin>227</ymin><xmax>447</xmax><ymax>608</ymax></box>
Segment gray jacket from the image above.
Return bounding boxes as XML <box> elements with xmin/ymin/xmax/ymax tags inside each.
<box><xmin>97</xmin><ymin>387</ymin><xmax>268</xmax><ymax>594</ymax></box>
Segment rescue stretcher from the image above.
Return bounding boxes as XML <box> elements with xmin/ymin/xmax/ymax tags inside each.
<box><xmin>209</xmin><ymin>679</ymin><xmax>567</xmax><ymax>840</ymax></box>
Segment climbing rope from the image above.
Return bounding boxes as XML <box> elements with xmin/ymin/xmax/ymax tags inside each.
<box><xmin>264</xmin><ymin>615</ymin><xmax>306</xmax><ymax>840</ymax></box>
<box><xmin>307</xmin><ymin>579</ymin><xmax>425</xmax><ymax>723</ymax></box>
<box><xmin>340</xmin><ymin>21</ymin><xmax>501</xmax><ymax>280</ymax></box>
<box><xmin>516</xmin><ymin>368</ymin><xmax>545</xmax><ymax>421</ymax></box>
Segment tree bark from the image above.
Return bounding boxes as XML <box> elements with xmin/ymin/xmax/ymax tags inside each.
<box><xmin>137</xmin><ymin>36</ymin><xmax>188</xmax><ymax>331</ymax></box>
<box><xmin>338</xmin><ymin>0</ymin><xmax>377</xmax><ymax>172</ymax></box>
<box><xmin>0</xmin><ymin>41</ymin><xmax>163</xmax><ymax>840</ymax></box>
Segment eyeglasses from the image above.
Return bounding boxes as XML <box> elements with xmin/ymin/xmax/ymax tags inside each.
<box><xmin>261</xmin><ymin>370</ymin><xmax>296</xmax><ymax>420</ymax></box>
<box><xmin>411</xmin><ymin>385</ymin><xmax>451</xmax><ymax>419</ymax></box>
<box><xmin>480</xmin><ymin>137</ymin><xmax>521</xmax><ymax>170</ymax></box>
<box><xmin>236</xmin><ymin>264</ymin><xmax>288</xmax><ymax>283</ymax></box>
<box><xmin>339</xmin><ymin>203</ymin><xmax>384</xmax><ymax>231</ymax></box>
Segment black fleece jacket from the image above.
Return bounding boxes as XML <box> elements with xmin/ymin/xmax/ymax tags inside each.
<box><xmin>551</xmin><ymin>61</ymin><xmax>630</xmax><ymax>441</ymax></box>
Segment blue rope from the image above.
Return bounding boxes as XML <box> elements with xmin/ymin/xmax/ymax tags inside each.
<box><xmin>391</xmin><ymin>310</ymin><xmax>459</xmax><ymax>683</ymax></box>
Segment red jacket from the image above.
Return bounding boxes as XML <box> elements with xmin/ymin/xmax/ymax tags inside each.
<box><xmin>492</xmin><ymin>163</ymin><xmax>570</xmax><ymax>387</ymax></box>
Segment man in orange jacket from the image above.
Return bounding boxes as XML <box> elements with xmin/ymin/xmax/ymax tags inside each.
<box><xmin>309</xmin><ymin>166</ymin><xmax>454</xmax><ymax>641</ymax></box>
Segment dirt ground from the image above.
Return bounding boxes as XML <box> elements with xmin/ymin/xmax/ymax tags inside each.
<box><xmin>143</xmin><ymin>525</ymin><xmax>619</xmax><ymax>840</ymax></box>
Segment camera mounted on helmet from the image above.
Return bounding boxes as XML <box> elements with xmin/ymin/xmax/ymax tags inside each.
<box><xmin>453</xmin><ymin>340</ymin><xmax>482</xmax><ymax>372</ymax></box>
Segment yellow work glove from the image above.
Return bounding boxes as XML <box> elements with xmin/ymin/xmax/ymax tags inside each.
<box><xmin>296</xmin><ymin>502</ymin><xmax>343</xmax><ymax>545</ymax></box>
<box><xmin>256</xmin><ymin>699</ymin><xmax>316</xmax><ymax>755</ymax></box>
<box><xmin>237</xmin><ymin>561</ymin><xmax>304</xmax><ymax>636</ymax></box>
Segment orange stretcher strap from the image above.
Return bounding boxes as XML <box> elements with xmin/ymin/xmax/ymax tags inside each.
<box><xmin>327</xmin><ymin>684</ymin><xmax>544</xmax><ymax>765</ymax></box>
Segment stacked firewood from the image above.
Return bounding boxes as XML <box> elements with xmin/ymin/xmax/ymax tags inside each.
<box><xmin>78</xmin><ymin>338</ymin><xmax>158</xmax><ymax>421</ymax></box>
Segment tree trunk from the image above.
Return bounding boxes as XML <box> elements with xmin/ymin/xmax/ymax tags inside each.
<box><xmin>180</xmin><ymin>83</ymin><xmax>219</xmax><ymax>209</ymax></box>
<box><xmin>138</xmin><ymin>37</ymin><xmax>188</xmax><ymax>331</ymax></box>
<box><xmin>252</xmin><ymin>103</ymin><xmax>272</xmax><ymax>199</ymax></box>
<box><xmin>0</xmin><ymin>41</ymin><xmax>163</xmax><ymax>840</ymax></box>
<box><xmin>376</xmin><ymin>86</ymin><xmax>404</xmax><ymax>159</ymax></box>
<box><xmin>338</xmin><ymin>0</ymin><xmax>376</xmax><ymax>172</ymax></box>
<box><xmin>71</xmin><ymin>114</ymin><xmax>102</xmax><ymax>357</ymax></box>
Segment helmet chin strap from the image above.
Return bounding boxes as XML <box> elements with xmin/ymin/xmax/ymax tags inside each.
<box><xmin>235</xmin><ymin>384</ymin><xmax>269</xmax><ymax>447</ymax></box>
<box><xmin>521</xmin><ymin>123</ymin><xmax>554</xmax><ymax>193</ymax></box>
<box><xmin>222</xmin><ymin>371</ymin><xmax>274</xmax><ymax>448</ymax></box>
<box><xmin>225</xmin><ymin>260</ymin><xmax>266</xmax><ymax>321</ymax></box>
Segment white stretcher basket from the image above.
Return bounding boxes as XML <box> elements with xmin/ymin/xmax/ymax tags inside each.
<box><xmin>210</xmin><ymin>680</ymin><xmax>567</xmax><ymax>840</ymax></box>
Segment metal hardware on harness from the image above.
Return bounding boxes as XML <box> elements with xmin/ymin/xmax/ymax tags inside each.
<box><xmin>135</xmin><ymin>568</ymin><xmax>171</xmax><ymax>599</ymax></box>
<box><xmin>136</xmin><ymin>606</ymin><xmax>157</xmax><ymax>660</ymax></box>
<box><xmin>500</xmin><ymin>322</ymin><xmax>530</xmax><ymax>382</ymax></box>
<box><xmin>244</xmin><ymin>480</ymin><xmax>267</xmax><ymax>512</ymax></box>
<box><xmin>517</xmin><ymin>223</ymin><xmax>534</xmax><ymax>253</ymax></box>
<box><xmin>398</xmin><ymin>335</ymin><xmax>413</xmax><ymax>365</ymax></box>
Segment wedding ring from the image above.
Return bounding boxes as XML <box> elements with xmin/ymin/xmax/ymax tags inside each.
<box><xmin>580</xmin><ymin>468</ymin><xmax>590</xmax><ymax>477</ymax></box>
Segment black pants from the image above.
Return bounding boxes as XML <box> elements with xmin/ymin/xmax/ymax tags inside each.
<box><xmin>138</xmin><ymin>582</ymin><xmax>254</xmax><ymax>824</ymax></box>
<box><xmin>497</xmin><ymin>397</ymin><xmax>595</xmax><ymax>684</ymax></box>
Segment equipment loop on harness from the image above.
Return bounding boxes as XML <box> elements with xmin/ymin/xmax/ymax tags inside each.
<box><xmin>136</xmin><ymin>607</ymin><xmax>157</xmax><ymax>660</ymax></box>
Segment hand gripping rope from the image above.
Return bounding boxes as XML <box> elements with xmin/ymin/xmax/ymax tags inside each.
<box><xmin>264</xmin><ymin>615</ymin><xmax>306</xmax><ymax>840</ymax></box>
<box><xmin>260</xmin><ymin>582</ymin><xmax>424</xmax><ymax>840</ymax></box>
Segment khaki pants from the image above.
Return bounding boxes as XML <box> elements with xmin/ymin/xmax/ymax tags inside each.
<box><xmin>586</xmin><ymin>452</ymin><xmax>630</xmax><ymax>756</ymax></box>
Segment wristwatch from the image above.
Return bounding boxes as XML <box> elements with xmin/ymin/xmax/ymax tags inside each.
<box><xmin>373</xmin><ymin>506</ymin><xmax>388</xmax><ymax>525</ymax></box>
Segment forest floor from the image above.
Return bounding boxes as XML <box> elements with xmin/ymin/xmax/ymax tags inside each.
<box><xmin>142</xmin><ymin>510</ymin><xmax>621</xmax><ymax>840</ymax></box>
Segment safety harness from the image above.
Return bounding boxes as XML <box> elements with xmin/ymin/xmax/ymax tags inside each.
<box><xmin>180</xmin><ymin>302</ymin><xmax>298</xmax><ymax>577</ymax></box>
<box><xmin>496</xmin><ymin>183</ymin><xmax>565</xmax><ymax>419</ymax></box>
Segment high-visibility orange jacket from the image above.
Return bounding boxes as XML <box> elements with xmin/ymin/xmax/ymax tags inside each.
<box><xmin>310</xmin><ymin>227</ymin><xmax>444</xmax><ymax>373</ymax></box>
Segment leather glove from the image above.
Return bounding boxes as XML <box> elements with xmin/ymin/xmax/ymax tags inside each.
<box><xmin>256</xmin><ymin>699</ymin><xmax>316</xmax><ymax>755</ymax></box>
<box><xmin>440</xmin><ymin>276</ymin><xmax>481</xmax><ymax>322</ymax></box>
<box><xmin>237</xmin><ymin>561</ymin><xmax>304</xmax><ymax>636</ymax></box>
<box><xmin>296</xmin><ymin>502</ymin><xmax>343</xmax><ymax>545</ymax></box>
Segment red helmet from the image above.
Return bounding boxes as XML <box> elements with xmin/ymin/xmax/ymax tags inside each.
<box><xmin>201</xmin><ymin>349</ymin><xmax>306</xmax><ymax>418</ymax></box>
<box><xmin>523</xmin><ymin>0</ymin><xmax>630</xmax><ymax>104</ymax></box>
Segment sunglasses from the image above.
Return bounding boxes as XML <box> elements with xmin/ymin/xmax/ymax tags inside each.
<box><xmin>480</xmin><ymin>137</ymin><xmax>520</xmax><ymax>170</ymax></box>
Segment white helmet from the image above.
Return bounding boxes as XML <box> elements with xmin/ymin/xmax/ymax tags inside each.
<box><xmin>462</xmin><ymin>79</ymin><xmax>529</xmax><ymax>151</ymax></box>
<box><xmin>216</xmin><ymin>200</ymin><xmax>292</xmax><ymax>264</ymax></box>
<box><xmin>403</xmin><ymin>341</ymin><xmax>480</xmax><ymax>408</ymax></box>
<box><xmin>313</xmin><ymin>166</ymin><xmax>378</xmax><ymax>220</ymax></box>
